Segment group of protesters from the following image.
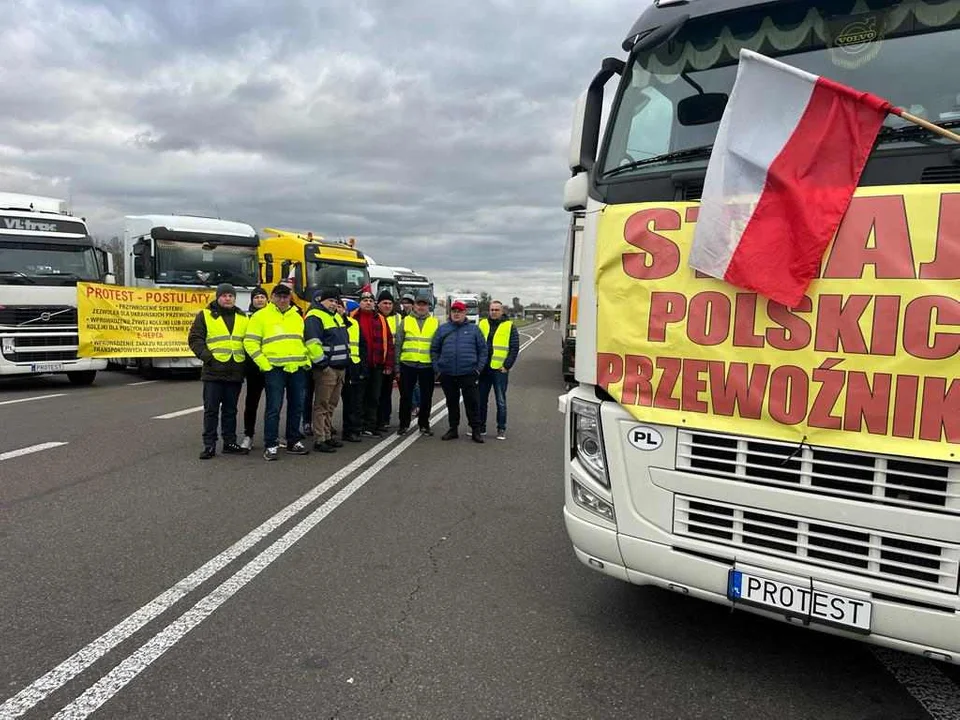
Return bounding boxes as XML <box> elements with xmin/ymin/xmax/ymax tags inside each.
<box><xmin>187</xmin><ymin>280</ymin><xmax>521</xmax><ymax>461</ymax></box>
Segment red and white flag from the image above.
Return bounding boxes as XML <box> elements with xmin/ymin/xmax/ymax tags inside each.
<box><xmin>689</xmin><ymin>49</ymin><xmax>891</xmax><ymax>308</ymax></box>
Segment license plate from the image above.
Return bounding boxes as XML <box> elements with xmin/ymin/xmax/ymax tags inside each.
<box><xmin>31</xmin><ymin>362</ymin><xmax>64</xmax><ymax>373</ymax></box>
<box><xmin>728</xmin><ymin>569</ymin><xmax>872</xmax><ymax>632</ymax></box>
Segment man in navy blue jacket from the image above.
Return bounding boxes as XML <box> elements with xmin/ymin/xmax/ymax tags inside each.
<box><xmin>430</xmin><ymin>300</ymin><xmax>488</xmax><ymax>443</ymax></box>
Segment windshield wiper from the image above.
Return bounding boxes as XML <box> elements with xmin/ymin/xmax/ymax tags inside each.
<box><xmin>877</xmin><ymin>119</ymin><xmax>960</xmax><ymax>145</ymax></box>
<box><xmin>0</xmin><ymin>270</ymin><xmax>35</xmax><ymax>284</ymax></box>
<box><xmin>602</xmin><ymin>144</ymin><xmax>714</xmax><ymax>178</ymax></box>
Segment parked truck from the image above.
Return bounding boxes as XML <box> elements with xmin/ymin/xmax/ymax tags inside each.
<box><xmin>0</xmin><ymin>193</ymin><xmax>113</xmax><ymax>385</ymax></box>
<box><xmin>560</xmin><ymin>0</ymin><xmax>959</xmax><ymax>663</ymax></box>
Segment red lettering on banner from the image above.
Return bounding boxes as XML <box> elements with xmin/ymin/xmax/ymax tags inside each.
<box><xmin>622</xmin><ymin>209</ymin><xmax>681</xmax><ymax>280</ymax></box>
<box><xmin>809</xmin><ymin>358</ymin><xmax>844</xmax><ymax>430</ymax></box>
<box><xmin>844</xmin><ymin>372</ymin><xmax>891</xmax><ymax>435</ymax></box>
<box><xmin>902</xmin><ymin>296</ymin><xmax>960</xmax><ymax>360</ymax></box>
<box><xmin>815</xmin><ymin>295</ymin><xmax>870</xmax><ymax>354</ymax></box>
<box><xmin>766</xmin><ymin>298</ymin><xmax>812</xmax><ymax>351</ymax></box>
<box><xmin>732</xmin><ymin>295</ymin><xmax>764</xmax><ymax>348</ymax></box>
<box><xmin>648</xmin><ymin>292</ymin><xmax>687</xmax><ymax>342</ymax></box>
<box><xmin>919</xmin><ymin>193</ymin><xmax>960</xmax><ymax>279</ymax></box>
<box><xmin>918</xmin><ymin>377</ymin><xmax>960</xmax><ymax>443</ymax></box>
<box><xmin>892</xmin><ymin>375</ymin><xmax>920</xmax><ymax>439</ymax></box>
<box><xmin>597</xmin><ymin>353</ymin><xmax>623</xmax><ymax>391</ymax></box>
<box><xmin>823</xmin><ymin>196</ymin><xmax>916</xmax><ymax>279</ymax></box>
<box><xmin>768</xmin><ymin>366</ymin><xmax>808</xmax><ymax>425</ymax></box>
<box><xmin>681</xmin><ymin>359</ymin><xmax>709</xmax><ymax>412</ymax></box>
<box><xmin>687</xmin><ymin>292</ymin><xmax>730</xmax><ymax>346</ymax></box>
<box><xmin>708</xmin><ymin>362</ymin><xmax>768</xmax><ymax>419</ymax></box>
<box><xmin>869</xmin><ymin>295</ymin><xmax>901</xmax><ymax>356</ymax></box>
<box><xmin>654</xmin><ymin>357</ymin><xmax>681</xmax><ymax>410</ymax></box>
<box><xmin>623</xmin><ymin>354</ymin><xmax>654</xmax><ymax>406</ymax></box>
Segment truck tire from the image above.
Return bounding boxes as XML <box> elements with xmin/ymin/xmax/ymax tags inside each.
<box><xmin>67</xmin><ymin>370</ymin><xmax>97</xmax><ymax>386</ymax></box>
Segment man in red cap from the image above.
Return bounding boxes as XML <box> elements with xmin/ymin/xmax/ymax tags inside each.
<box><xmin>429</xmin><ymin>300</ymin><xmax>487</xmax><ymax>443</ymax></box>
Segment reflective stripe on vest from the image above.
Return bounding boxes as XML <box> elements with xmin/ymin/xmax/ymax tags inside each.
<box><xmin>346</xmin><ymin>321</ymin><xmax>361</xmax><ymax>364</ymax></box>
<box><xmin>400</xmin><ymin>314</ymin><xmax>438</xmax><ymax>364</ymax></box>
<box><xmin>203</xmin><ymin>309</ymin><xmax>248</xmax><ymax>363</ymax></box>
<box><xmin>247</xmin><ymin>304</ymin><xmax>309</xmax><ymax>371</ymax></box>
<box><xmin>306</xmin><ymin>308</ymin><xmax>349</xmax><ymax>364</ymax></box>
<box><xmin>478</xmin><ymin>318</ymin><xmax>513</xmax><ymax>370</ymax></box>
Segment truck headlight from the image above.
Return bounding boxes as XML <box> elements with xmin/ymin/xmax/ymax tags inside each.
<box><xmin>570</xmin><ymin>397</ymin><xmax>608</xmax><ymax>487</ymax></box>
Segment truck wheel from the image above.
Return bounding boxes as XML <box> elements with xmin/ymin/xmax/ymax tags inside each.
<box><xmin>67</xmin><ymin>370</ymin><xmax>97</xmax><ymax>386</ymax></box>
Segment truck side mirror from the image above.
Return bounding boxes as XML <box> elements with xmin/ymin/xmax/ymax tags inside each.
<box><xmin>571</xmin><ymin>57</ymin><xmax>624</xmax><ymax>174</ymax></box>
<box><xmin>263</xmin><ymin>253</ymin><xmax>274</xmax><ymax>284</ymax></box>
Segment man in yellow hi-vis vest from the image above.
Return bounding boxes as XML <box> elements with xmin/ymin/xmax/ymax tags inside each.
<box><xmin>187</xmin><ymin>283</ymin><xmax>248</xmax><ymax>459</ymax></box>
<box><xmin>477</xmin><ymin>300</ymin><xmax>520</xmax><ymax>441</ymax></box>
<box><xmin>394</xmin><ymin>292</ymin><xmax>438</xmax><ymax>436</ymax></box>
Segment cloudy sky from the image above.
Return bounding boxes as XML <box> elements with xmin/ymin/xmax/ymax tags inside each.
<box><xmin>1</xmin><ymin>0</ymin><xmax>643</xmax><ymax>305</ymax></box>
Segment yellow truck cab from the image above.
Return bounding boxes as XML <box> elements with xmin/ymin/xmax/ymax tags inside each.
<box><xmin>258</xmin><ymin>228</ymin><xmax>370</xmax><ymax>313</ymax></box>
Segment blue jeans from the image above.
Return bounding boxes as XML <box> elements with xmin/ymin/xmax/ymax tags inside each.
<box><xmin>478</xmin><ymin>369</ymin><xmax>509</xmax><ymax>431</ymax></box>
<box><xmin>263</xmin><ymin>368</ymin><xmax>307</xmax><ymax>449</ymax></box>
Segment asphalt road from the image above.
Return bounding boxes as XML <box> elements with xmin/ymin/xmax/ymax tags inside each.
<box><xmin>1</xmin><ymin>322</ymin><xmax>958</xmax><ymax>719</ymax></box>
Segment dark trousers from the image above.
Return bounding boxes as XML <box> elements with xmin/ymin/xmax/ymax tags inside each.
<box><xmin>302</xmin><ymin>369</ymin><xmax>315</xmax><ymax>429</ymax></box>
<box><xmin>342</xmin><ymin>375</ymin><xmax>363</xmax><ymax>437</ymax></box>
<box><xmin>359</xmin><ymin>367</ymin><xmax>384</xmax><ymax>431</ymax></box>
<box><xmin>243</xmin><ymin>365</ymin><xmax>265</xmax><ymax>438</ymax></box>
<box><xmin>478</xmin><ymin>369</ymin><xmax>509</xmax><ymax>431</ymax></box>
<box><xmin>398</xmin><ymin>364</ymin><xmax>435</xmax><ymax>429</ymax></box>
<box><xmin>263</xmin><ymin>368</ymin><xmax>307</xmax><ymax>449</ymax></box>
<box><xmin>377</xmin><ymin>371</ymin><xmax>394</xmax><ymax>427</ymax></box>
<box><xmin>202</xmin><ymin>380</ymin><xmax>242</xmax><ymax>447</ymax></box>
<box><xmin>440</xmin><ymin>373</ymin><xmax>481</xmax><ymax>431</ymax></box>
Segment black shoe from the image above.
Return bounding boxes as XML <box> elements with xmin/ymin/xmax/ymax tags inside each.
<box><xmin>368</xmin><ymin>429</ymin><xmax>383</xmax><ymax>437</ymax></box>
<box><xmin>441</xmin><ymin>429</ymin><xmax>458</xmax><ymax>441</ymax></box>
<box><xmin>286</xmin><ymin>441</ymin><xmax>310</xmax><ymax>455</ymax></box>
<box><xmin>313</xmin><ymin>442</ymin><xmax>336</xmax><ymax>453</ymax></box>
<box><xmin>344</xmin><ymin>434</ymin><xmax>362</xmax><ymax>443</ymax></box>
<box><xmin>222</xmin><ymin>442</ymin><xmax>246</xmax><ymax>455</ymax></box>
<box><xmin>397</xmin><ymin>425</ymin><xmax>410</xmax><ymax>436</ymax></box>
<box><xmin>419</xmin><ymin>426</ymin><xmax>434</xmax><ymax>437</ymax></box>
<box><xmin>328</xmin><ymin>438</ymin><xmax>344</xmax><ymax>448</ymax></box>
<box><xmin>199</xmin><ymin>446</ymin><xmax>215</xmax><ymax>460</ymax></box>
<box><xmin>471</xmin><ymin>430</ymin><xmax>485</xmax><ymax>444</ymax></box>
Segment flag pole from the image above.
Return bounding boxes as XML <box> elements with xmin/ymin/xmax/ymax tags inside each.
<box><xmin>891</xmin><ymin>107</ymin><xmax>960</xmax><ymax>143</ymax></box>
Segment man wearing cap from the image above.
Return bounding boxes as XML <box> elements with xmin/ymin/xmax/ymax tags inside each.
<box><xmin>399</xmin><ymin>293</ymin><xmax>415</xmax><ymax>317</ymax></box>
<box><xmin>376</xmin><ymin>290</ymin><xmax>399</xmax><ymax>431</ymax></box>
<box><xmin>350</xmin><ymin>288</ymin><xmax>395</xmax><ymax>436</ymax></box>
<box><xmin>243</xmin><ymin>283</ymin><xmax>312</xmax><ymax>461</ymax></box>
<box><xmin>338</xmin><ymin>298</ymin><xmax>366</xmax><ymax>442</ymax></box>
<box><xmin>394</xmin><ymin>292</ymin><xmax>438</xmax><ymax>437</ymax></box>
<box><xmin>188</xmin><ymin>283</ymin><xmax>248</xmax><ymax>459</ymax></box>
<box><xmin>430</xmin><ymin>300</ymin><xmax>487</xmax><ymax>443</ymax></box>
<box><xmin>304</xmin><ymin>287</ymin><xmax>350</xmax><ymax>452</ymax></box>
<box><xmin>398</xmin><ymin>292</ymin><xmax>421</xmax><ymax>413</ymax></box>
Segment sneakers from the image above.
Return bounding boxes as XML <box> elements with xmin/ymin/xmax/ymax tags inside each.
<box><xmin>264</xmin><ymin>446</ymin><xmax>279</xmax><ymax>461</ymax></box>
<box><xmin>222</xmin><ymin>442</ymin><xmax>247</xmax><ymax>455</ymax></box>
<box><xmin>496</xmin><ymin>429</ymin><xmax>506</xmax><ymax>441</ymax></box>
<box><xmin>397</xmin><ymin>425</ymin><xmax>410</xmax><ymax>436</ymax></box>
<box><xmin>471</xmin><ymin>430</ymin><xmax>485</xmax><ymax>444</ymax></box>
<box><xmin>419</xmin><ymin>426</ymin><xmax>434</xmax><ymax>437</ymax></box>
<box><xmin>441</xmin><ymin>429</ymin><xmax>458</xmax><ymax>441</ymax></box>
<box><xmin>199</xmin><ymin>446</ymin><xmax>215</xmax><ymax>460</ymax></box>
<box><xmin>362</xmin><ymin>429</ymin><xmax>383</xmax><ymax>438</ymax></box>
<box><xmin>286</xmin><ymin>441</ymin><xmax>309</xmax><ymax>455</ymax></box>
<box><xmin>313</xmin><ymin>441</ymin><xmax>336</xmax><ymax>453</ymax></box>
<box><xmin>240</xmin><ymin>436</ymin><xmax>253</xmax><ymax>451</ymax></box>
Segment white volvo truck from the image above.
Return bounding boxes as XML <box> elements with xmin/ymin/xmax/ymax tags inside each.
<box><xmin>0</xmin><ymin>193</ymin><xmax>113</xmax><ymax>385</ymax></box>
<box><xmin>560</xmin><ymin>0</ymin><xmax>959</xmax><ymax>663</ymax></box>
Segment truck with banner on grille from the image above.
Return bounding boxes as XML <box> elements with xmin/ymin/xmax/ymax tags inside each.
<box><xmin>0</xmin><ymin>193</ymin><xmax>113</xmax><ymax>385</ymax></box>
<box><xmin>560</xmin><ymin>0</ymin><xmax>959</xmax><ymax>663</ymax></box>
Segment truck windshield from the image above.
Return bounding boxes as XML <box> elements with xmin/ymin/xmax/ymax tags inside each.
<box><xmin>307</xmin><ymin>261</ymin><xmax>370</xmax><ymax>296</ymax></box>
<box><xmin>601</xmin><ymin>0</ymin><xmax>960</xmax><ymax>178</ymax></box>
<box><xmin>155</xmin><ymin>239</ymin><xmax>258</xmax><ymax>286</ymax></box>
<box><xmin>0</xmin><ymin>240</ymin><xmax>100</xmax><ymax>285</ymax></box>
<box><xmin>398</xmin><ymin>282</ymin><xmax>433</xmax><ymax>299</ymax></box>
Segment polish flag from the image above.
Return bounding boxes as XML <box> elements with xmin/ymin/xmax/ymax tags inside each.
<box><xmin>689</xmin><ymin>49</ymin><xmax>892</xmax><ymax>308</ymax></box>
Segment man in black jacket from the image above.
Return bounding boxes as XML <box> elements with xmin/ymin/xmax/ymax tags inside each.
<box><xmin>187</xmin><ymin>283</ymin><xmax>248</xmax><ymax>459</ymax></box>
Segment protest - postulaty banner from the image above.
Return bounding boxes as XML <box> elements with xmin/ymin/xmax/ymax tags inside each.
<box><xmin>77</xmin><ymin>282</ymin><xmax>213</xmax><ymax>358</ymax></box>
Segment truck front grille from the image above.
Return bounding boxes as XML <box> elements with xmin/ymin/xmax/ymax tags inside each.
<box><xmin>0</xmin><ymin>305</ymin><xmax>77</xmax><ymax>326</ymax></box>
<box><xmin>674</xmin><ymin>495</ymin><xmax>960</xmax><ymax>593</ymax></box>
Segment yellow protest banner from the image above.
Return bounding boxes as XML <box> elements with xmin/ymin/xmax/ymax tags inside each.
<box><xmin>77</xmin><ymin>282</ymin><xmax>214</xmax><ymax>358</ymax></box>
<box><xmin>595</xmin><ymin>185</ymin><xmax>959</xmax><ymax>462</ymax></box>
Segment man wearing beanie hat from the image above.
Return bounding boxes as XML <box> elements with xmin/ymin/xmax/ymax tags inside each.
<box><xmin>350</xmin><ymin>288</ymin><xmax>395</xmax><ymax>436</ymax></box>
<box><xmin>239</xmin><ymin>287</ymin><xmax>269</xmax><ymax>450</ymax></box>
<box><xmin>188</xmin><ymin>283</ymin><xmax>248</xmax><ymax>459</ymax></box>
<box><xmin>304</xmin><ymin>286</ymin><xmax>351</xmax><ymax>451</ymax></box>
<box><xmin>376</xmin><ymin>289</ymin><xmax>399</xmax><ymax>431</ymax></box>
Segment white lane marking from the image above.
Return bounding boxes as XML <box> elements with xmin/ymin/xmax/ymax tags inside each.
<box><xmin>874</xmin><ymin>649</ymin><xmax>960</xmax><ymax>720</ymax></box>
<box><xmin>0</xmin><ymin>393</ymin><xmax>67</xmax><ymax>407</ymax></box>
<box><xmin>127</xmin><ymin>380</ymin><xmax>158</xmax><ymax>387</ymax></box>
<box><xmin>0</xmin><ymin>442</ymin><xmax>68</xmax><ymax>461</ymax></box>
<box><xmin>3</xmin><ymin>330</ymin><xmax>547</xmax><ymax>719</ymax></box>
<box><xmin>51</xmin><ymin>409</ymin><xmax>451</xmax><ymax>720</ymax></box>
<box><xmin>151</xmin><ymin>406</ymin><xmax>203</xmax><ymax>420</ymax></box>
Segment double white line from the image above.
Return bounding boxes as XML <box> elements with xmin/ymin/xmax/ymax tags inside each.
<box><xmin>1</xmin><ymin>330</ymin><xmax>543</xmax><ymax>720</ymax></box>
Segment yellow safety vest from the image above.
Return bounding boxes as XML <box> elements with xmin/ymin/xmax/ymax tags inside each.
<box><xmin>478</xmin><ymin>319</ymin><xmax>513</xmax><ymax>370</ymax></box>
<box><xmin>399</xmin><ymin>314</ymin><xmax>438</xmax><ymax>364</ymax></box>
<box><xmin>243</xmin><ymin>303</ymin><xmax>310</xmax><ymax>373</ymax></box>
<box><xmin>203</xmin><ymin>309</ymin><xmax>248</xmax><ymax>363</ymax></box>
<box><xmin>346</xmin><ymin>320</ymin><xmax>361</xmax><ymax>364</ymax></box>
<box><xmin>385</xmin><ymin>314</ymin><xmax>398</xmax><ymax>336</ymax></box>
<box><xmin>305</xmin><ymin>308</ymin><xmax>348</xmax><ymax>365</ymax></box>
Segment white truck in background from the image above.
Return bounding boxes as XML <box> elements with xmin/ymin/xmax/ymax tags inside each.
<box><xmin>120</xmin><ymin>214</ymin><xmax>259</xmax><ymax>376</ymax></box>
<box><xmin>0</xmin><ymin>193</ymin><xmax>113</xmax><ymax>385</ymax></box>
<box><xmin>445</xmin><ymin>291</ymin><xmax>480</xmax><ymax>324</ymax></box>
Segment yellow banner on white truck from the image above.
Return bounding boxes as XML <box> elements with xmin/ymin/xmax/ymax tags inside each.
<box><xmin>77</xmin><ymin>282</ymin><xmax>213</xmax><ymax>358</ymax></box>
<box><xmin>594</xmin><ymin>185</ymin><xmax>959</xmax><ymax>462</ymax></box>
